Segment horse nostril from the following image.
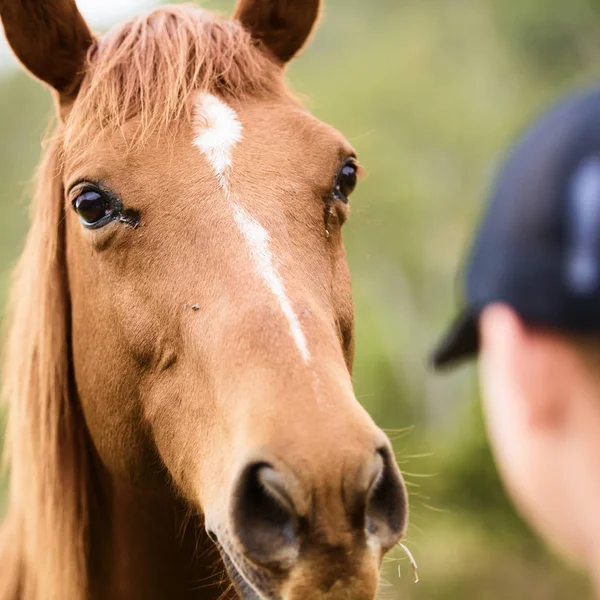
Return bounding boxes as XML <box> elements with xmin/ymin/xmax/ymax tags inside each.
<box><xmin>232</xmin><ymin>461</ymin><xmax>300</xmax><ymax>568</ymax></box>
<box><xmin>365</xmin><ymin>448</ymin><xmax>408</xmax><ymax>551</ymax></box>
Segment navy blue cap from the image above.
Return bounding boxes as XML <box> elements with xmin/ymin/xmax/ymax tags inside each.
<box><xmin>433</xmin><ymin>85</ymin><xmax>600</xmax><ymax>369</ymax></box>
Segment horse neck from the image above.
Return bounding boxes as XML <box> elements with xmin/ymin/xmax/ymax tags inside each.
<box><xmin>87</xmin><ymin>460</ymin><xmax>229</xmax><ymax>600</ymax></box>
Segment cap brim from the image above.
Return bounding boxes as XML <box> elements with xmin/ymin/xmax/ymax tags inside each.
<box><xmin>431</xmin><ymin>310</ymin><xmax>480</xmax><ymax>370</ymax></box>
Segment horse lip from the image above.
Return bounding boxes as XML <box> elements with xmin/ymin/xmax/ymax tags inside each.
<box><xmin>206</xmin><ymin>529</ymin><xmax>218</xmax><ymax>544</ymax></box>
<box><xmin>211</xmin><ymin>531</ymin><xmax>278</xmax><ymax>600</ymax></box>
<box><xmin>219</xmin><ymin>546</ymin><xmax>269</xmax><ymax>600</ymax></box>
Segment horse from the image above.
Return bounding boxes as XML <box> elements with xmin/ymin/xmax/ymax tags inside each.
<box><xmin>0</xmin><ymin>1</ymin><xmax>408</xmax><ymax>598</ymax></box>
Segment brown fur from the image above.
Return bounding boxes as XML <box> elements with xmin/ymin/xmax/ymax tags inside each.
<box><xmin>0</xmin><ymin>2</ymin><xmax>408</xmax><ymax>599</ymax></box>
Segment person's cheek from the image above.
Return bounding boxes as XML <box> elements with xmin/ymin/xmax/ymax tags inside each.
<box><xmin>479</xmin><ymin>353</ymin><xmax>531</xmax><ymax>502</ymax></box>
<box><xmin>479</xmin><ymin>354</ymin><xmax>579</xmax><ymax>559</ymax></box>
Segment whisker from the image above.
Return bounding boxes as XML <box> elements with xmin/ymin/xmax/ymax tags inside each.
<box><xmin>398</xmin><ymin>543</ymin><xmax>419</xmax><ymax>583</ymax></box>
<box><xmin>402</xmin><ymin>471</ymin><xmax>438</xmax><ymax>478</ymax></box>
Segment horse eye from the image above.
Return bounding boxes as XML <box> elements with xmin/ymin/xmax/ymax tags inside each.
<box><xmin>333</xmin><ymin>159</ymin><xmax>358</xmax><ymax>203</ymax></box>
<box><xmin>72</xmin><ymin>189</ymin><xmax>115</xmax><ymax>228</ymax></box>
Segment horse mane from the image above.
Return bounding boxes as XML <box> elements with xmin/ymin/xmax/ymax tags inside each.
<box><xmin>0</xmin><ymin>5</ymin><xmax>283</xmax><ymax>599</ymax></box>
<box><xmin>1</xmin><ymin>134</ymin><xmax>88</xmax><ymax>600</ymax></box>
<box><xmin>64</xmin><ymin>3</ymin><xmax>283</xmax><ymax>151</ymax></box>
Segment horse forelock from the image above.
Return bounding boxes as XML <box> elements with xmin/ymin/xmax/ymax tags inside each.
<box><xmin>63</xmin><ymin>4</ymin><xmax>284</xmax><ymax>152</ymax></box>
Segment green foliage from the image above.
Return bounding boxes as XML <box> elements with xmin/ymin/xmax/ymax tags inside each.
<box><xmin>0</xmin><ymin>73</ymin><xmax>50</xmax><ymax>306</ymax></box>
<box><xmin>1</xmin><ymin>0</ymin><xmax>599</xmax><ymax>597</ymax></box>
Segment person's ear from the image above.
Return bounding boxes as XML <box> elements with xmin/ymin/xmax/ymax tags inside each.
<box><xmin>480</xmin><ymin>304</ymin><xmax>568</xmax><ymax>431</ymax></box>
<box><xmin>0</xmin><ymin>0</ymin><xmax>94</xmax><ymax>112</ymax></box>
<box><xmin>233</xmin><ymin>0</ymin><xmax>321</xmax><ymax>65</ymax></box>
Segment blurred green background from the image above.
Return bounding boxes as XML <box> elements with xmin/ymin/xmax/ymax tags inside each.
<box><xmin>1</xmin><ymin>0</ymin><xmax>598</xmax><ymax>598</ymax></box>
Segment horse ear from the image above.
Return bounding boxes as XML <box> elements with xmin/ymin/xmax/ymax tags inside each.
<box><xmin>233</xmin><ymin>0</ymin><xmax>321</xmax><ymax>64</ymax></box>
<box><xmin>0</xmin><ymin>0</ymin><xmax>94</xmax><ymax>104</ymax></box>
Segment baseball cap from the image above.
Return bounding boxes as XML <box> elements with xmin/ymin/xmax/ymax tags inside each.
<box><xmin>432</xmin><ymin>85</ymin><xmax>600</xmax><ymax>369</ymax></box>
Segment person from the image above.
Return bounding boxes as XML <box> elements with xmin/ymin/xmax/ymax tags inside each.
<box><xmin>432</xmin><ymin>84</ymin><xmax>600</xmax><ymax>593</ymax></box>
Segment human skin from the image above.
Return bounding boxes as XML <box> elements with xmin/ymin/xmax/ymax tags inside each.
<box><xmin>478</xmin><ymin>304</ymin><xmax>600</xmax><ymax>593</ymax></box>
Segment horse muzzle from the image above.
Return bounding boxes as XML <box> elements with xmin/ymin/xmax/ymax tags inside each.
<box><xmin>208</xmin><ymin>442</ymin><xmax>407</xmax><ymax>600</ymax></box>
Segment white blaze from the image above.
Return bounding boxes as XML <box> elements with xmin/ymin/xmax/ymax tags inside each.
<box><xmin>232</xmin><ymin>204</ymin><xmax>310</xmax><ymax>363</ymax></box>
<box><xmin>193</xmin><ymin>93</ymin><xmax>242</xmax><ymax>192</ymax></box>
<box><xmin>192</xmin><ymin>93</ymin><xmax>311</xmax><ymax>364</ymax></box>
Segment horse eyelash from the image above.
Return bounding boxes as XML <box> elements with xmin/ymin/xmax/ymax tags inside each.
<box><xmin>67</xmin><ymin>181</ymin><xmax>141</xmax><ymax>229</ymax></box>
